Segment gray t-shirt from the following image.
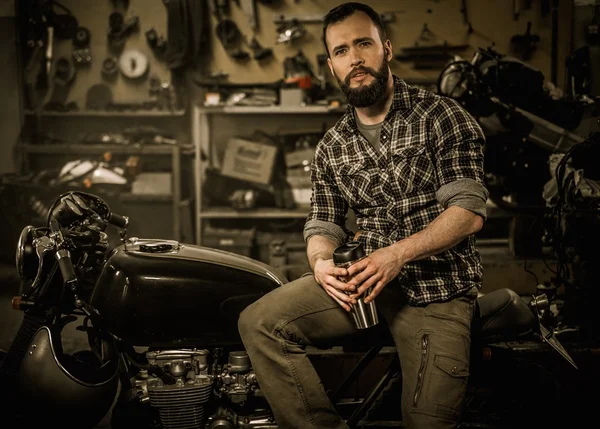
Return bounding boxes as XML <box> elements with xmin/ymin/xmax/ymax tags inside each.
<box><xmin>355</xmin><ymin>111</ymin><xmax>383</xmax><ymax>152</ymax></box>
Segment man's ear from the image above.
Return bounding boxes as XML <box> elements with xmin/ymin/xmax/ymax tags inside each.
<box><xmin>327</xmin><ymin>57</ymin><xmax>335</xmax><ymax>77</ymax></box>
<box><xmin>384</xmin><ymin>40</ymin><xmax>393</xmax><ymax>62</ymax></box>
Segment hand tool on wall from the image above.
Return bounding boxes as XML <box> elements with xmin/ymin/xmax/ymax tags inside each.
<box><xmin>514</xmin><ymin>0</ymin><xmax>521</xmax><ymax>20</ymax></box>
<box><xmin>395</xmin><ymin>23</ymin><xmax>468</xmax><ymax>70</ymax></box>
<box><xmin>213</xmin><ymin>0</ymin><xmax>251</xmax><ymax>60</ymax></box>
<box><xmin>246</xmin><ymin>36</ymin><xmax>273</xmax><ymax>60</ymax></box>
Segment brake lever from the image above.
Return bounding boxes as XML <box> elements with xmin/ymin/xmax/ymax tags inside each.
<box><xmin>26</xmin><ymin>235</ymin><xmax>56</xmax><ymax>297</ymax></box>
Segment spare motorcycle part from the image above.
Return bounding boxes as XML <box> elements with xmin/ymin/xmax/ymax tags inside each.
<box><xmin>55</xmin><ymin>159</ymin><xmax>128</xmax><ymax>189</ymax></box>
<box><xmin>45</xmin><ymin>57</ymin><xmax>76</xmax><ymax>108</ymax></box>
<box><xmin>118</xmin><ymin>48</ymin><xmax>149</xmax><ymax>79</ymax></box>
<box><xmin>107</xmin><ymin>11</ymin><xmax>139</xmax><ymax>52</ymax></box>
<box><xmin>15</xmin><ymin>325</ymin><xmax>119</xmax><ymax>428</ymax></box>
<box><xmin>108</xmin><ymin>10</ymin><xmax>124</xmax><ymax>31</ymax></box>
<box><xmin>85</xmin><ymin>83</ymin><xmax>113</xmax><ymax>109</ymax></box>
<box><xmin>148</xmin><ymin>74</ymin><xmax>162</xmax><ymax>97</ymax></box>
<box><xmin>73</xmin><ymin>26</ymin><xmax>91</xmax><ymax>48</ymax></box>
<box><xmin>101</xmin><ymin>56</ymin><xmax>119</xmax><ymax>80</ymax></box>
<box><xmin>275</xmin><ymin>20</ymin><xmax>306</xmax><ymax>44</ymax></box>
<box><xmin>42</xmin><ymin>0</ymin><xmax>79</xmax><ymax>40</ymax></box>
<box><xmin>45</xmin><ymin>25</ymin><xmax>54</xmax><ymax>77</ymax></box>
<box><xmin>72</xmin><ymin>28</ymin><xmax>92</xmax><ymax>66</ymax></box>
<box><xmin>247</xmin><ymin>36</ymin><xmax>273</xmax><ymax>61</ymax></box>
<box><xmin>145</xmin><ymin>27</ymin><xmax>167</xmax><ymax>57</ymax></box>
<box><xmin>53</xmin><ymin>56</ymin><xmax>76</xmax><ymax>86</ymax></box>
<box><xmin>215</xmin><ymin>17</ymin><xmax>241</xmax><ymax>47</ymax></box>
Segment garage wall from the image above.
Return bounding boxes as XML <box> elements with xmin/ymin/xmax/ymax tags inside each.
<box><xmin>206</xmin><ymin>0</ymin><xmax>573</xmax><ymax>88</ymax></box>
<box><xmin>14</xmin><ymin>0</ymin><xmax>574</xmax><ymax>111</ymax></box>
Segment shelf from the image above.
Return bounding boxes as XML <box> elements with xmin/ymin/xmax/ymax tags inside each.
<box><xmin>198</xmin><ymin>105</ymin><xmax>346</xmax><ymax>114</ymax></box>
<box><xmin>17</xmin><ymin>143</ymin><xmax>195</xmax><ymax>155</ymax></box>
<box><xmin>120</xmin><ymin>193</ymin><xmax>174</xmax><ymax>203</ymax></box>
<box><xmin>199</xmin><ymin>207</ymin><xmax>309</xmax><ymax>219</ymax></box>
<box><xmin>24</xmin><ymin>109</ymin><xmax>187</xmax><ymax>117</ymax></box>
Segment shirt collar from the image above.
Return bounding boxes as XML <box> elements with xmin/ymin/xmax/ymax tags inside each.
<box><xmin>337</xmin><ymin>75</ymin><xmax>412</xmax><ymax>134</ymax></box>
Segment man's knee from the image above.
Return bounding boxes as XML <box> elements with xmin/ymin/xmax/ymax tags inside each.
<box><xmin>238</xmin><ymin>299</ymin><xmax>264</xmax><ymax>340</ymax></box>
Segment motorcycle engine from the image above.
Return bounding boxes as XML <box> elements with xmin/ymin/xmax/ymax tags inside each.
<box><xmin>134</xmin><ymin>349</ymin><xmax>213</xmax><ymax>428</ymax></box>
<box><xmin>133</xmin><ymin>349</ymin><xmax>266</xmax><ymax>429</ymax></box>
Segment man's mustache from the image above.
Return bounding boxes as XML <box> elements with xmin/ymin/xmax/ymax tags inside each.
<box><xmin>345</xmin><ymin>66</ymin><xmax>376</xmax><ymax>84</ymax></box>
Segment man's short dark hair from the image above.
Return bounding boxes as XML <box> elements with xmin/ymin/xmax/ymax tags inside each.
<box><xmin>322</xmin><ymin>2</ymin><xmax>387</xmax><ymax>57</ymax></box>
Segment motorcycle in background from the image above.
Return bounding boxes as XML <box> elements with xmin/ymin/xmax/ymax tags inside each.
<box><xmin>0</xmin><ymin>191</ymin><xmax>580</xmax><ymax>429</ymax></box>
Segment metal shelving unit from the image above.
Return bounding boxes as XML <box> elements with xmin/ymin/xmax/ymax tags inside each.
<box><xmin>17</xmin><ymin>114</ymin><xmax>195</xmax><ymax>242</ymax></box>
<box><xmin>193</xmin><ymin>104</ymin><xmax>345</xmax><ymax>245</ymax></box>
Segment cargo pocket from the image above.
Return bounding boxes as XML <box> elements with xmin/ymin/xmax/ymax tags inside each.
<box><xmin>427</xmin><ymin>354</ymin><xmax>470</xmax><ymax>418</ymax></box>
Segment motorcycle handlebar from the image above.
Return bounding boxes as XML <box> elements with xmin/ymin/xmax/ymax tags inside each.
<box><xmin>55</xmin><ymin>249</ymin><xmax>77</xmax><ymax>284</ymax></box>
<box><xmin>109</xmin><ymin>213</ymin><xmax>129</xmax><ymax>229</ymax></box>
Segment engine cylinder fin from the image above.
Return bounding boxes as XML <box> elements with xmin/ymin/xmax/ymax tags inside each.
<box><xmin>158</xmin><ymin>404</ymin><xmax>204</xmax><ymax>429</ymax></box>
<box><xmin>148</xmin><ymin>387</ymin><xmax>212</xmax><ymax>406</ymax></box>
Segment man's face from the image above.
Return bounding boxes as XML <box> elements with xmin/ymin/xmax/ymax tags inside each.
<box><xmin>325</xmin><ymin>11</ymin><xmax>392</xmax><ymax>107</ymax></box>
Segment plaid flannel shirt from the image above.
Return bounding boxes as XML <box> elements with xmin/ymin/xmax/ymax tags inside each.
<box><xmin>306</xmin><ymin>76</ymin><xmax>487</xmax><ymax>305</ymax></box>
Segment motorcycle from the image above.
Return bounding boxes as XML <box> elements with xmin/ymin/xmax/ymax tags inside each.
<box><xmin>0</xmin><ymin>191</ymin><xmax>580</xmax><ymax>429</ymax></box>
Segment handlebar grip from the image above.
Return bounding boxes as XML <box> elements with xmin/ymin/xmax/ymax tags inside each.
<box><xmin>109</xmin><ymin>212</ymin><xmax>129</xmax><ymax>229</ymax></box>
<box><xmin>56</xmin><ymin>249</ymin><xmax>77</xmax><ymax>283</ymax></box>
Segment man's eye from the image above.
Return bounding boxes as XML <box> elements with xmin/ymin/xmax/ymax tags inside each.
<box><xmin>335</xmin><ymin>49</ymin><xmax>346</xmax><ymax>56</ymax></box>
<box><xmin>359</xmin><ymin>41</ymin><xmax>371</xmax><ymax>47</ymax></box>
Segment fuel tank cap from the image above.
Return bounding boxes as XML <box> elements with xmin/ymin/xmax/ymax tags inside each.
<box><xmin>124</xmin><ymin>238</ymin><xmax>181</xmax><ymax>253</ymax></box>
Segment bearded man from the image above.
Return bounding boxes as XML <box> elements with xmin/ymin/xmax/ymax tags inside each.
<box><xmin>238</xmin><ymin>3</ymin><xmax>489</xmax><ymax>428</ymax></box>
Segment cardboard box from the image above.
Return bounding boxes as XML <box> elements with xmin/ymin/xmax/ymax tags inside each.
<box><xmin>131</xmin><ymin>172</ymin><xmax>172</xmax><ymax>195</ymax></box>
<box><xmin>221</xmin><ymin>138</ymin><xmax>278</xmax><ymax>185</ymax></box>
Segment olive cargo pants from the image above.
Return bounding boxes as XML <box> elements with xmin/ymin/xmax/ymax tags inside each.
<box><xmin>238</xmin><ymin>274</ymin><xmax>477</xmax><ymax>429</ymax></box>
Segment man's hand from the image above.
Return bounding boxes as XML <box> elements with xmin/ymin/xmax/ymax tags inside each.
<box><xmin>346</xmin><ymin>246</ymin><xmax>404</xmax><ymax>303</ymax></box>
<box><xmin>314</xmin><ymin>258</ymin><xmax>357</xmax><ymax>312</ymax></box>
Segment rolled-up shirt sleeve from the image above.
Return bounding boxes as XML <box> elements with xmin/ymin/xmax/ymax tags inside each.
<box><xmin>436</xmin><ymin>178</ymin><xmax>489</xmax><ymax>220</ymax></box>
<box><xmin>430</xmin><ymin>97</ymin><xmax>487</xmax><ymax>188</ymax></box>
<box><xmin>303</xmin><ymin>140</ymin><xmax>351</xmax><ymax>243</ymax></box>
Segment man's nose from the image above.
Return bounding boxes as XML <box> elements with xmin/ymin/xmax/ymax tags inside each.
<box><xmin>349</xmin><ymin>48</ymin><xmax>364</xmax><ymax>67</ymax></box>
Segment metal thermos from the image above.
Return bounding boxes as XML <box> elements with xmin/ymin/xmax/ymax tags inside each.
<box><xmin>333</xmin><ymin>241</ymin><xmax>379</xmax><ymax>329</ymax></box>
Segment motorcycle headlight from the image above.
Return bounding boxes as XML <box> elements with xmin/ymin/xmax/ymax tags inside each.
<box><xmin>16</xmin><ymin>225</ymin><xmax>38</xmax><ymax>281</ymax></box>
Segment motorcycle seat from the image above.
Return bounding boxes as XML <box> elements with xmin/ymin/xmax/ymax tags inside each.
<box><xmin>473</xmin><ymin>288</ymin><xmax>537</xmax><ymax>343</ymax></box>
<box><xmin>333</xmin><ymin>288</ymin><xmax>538</xmax><ymax>354</ymax></box>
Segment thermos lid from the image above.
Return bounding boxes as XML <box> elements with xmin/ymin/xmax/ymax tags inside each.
<box><xmin>333</xmin><ymin>241</ymin><xmax>365</xmax><ymax>265</ymax></box>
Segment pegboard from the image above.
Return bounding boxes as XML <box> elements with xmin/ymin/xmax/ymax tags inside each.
<box><xmin>25</xmin><ymin>0</ymin><xmax>173</xmax><ymax>109</ymax></box>
<box><xmin>205</xmin><ymin>0</ymin><xmax>573</xmax><ymax>88</ymax></box>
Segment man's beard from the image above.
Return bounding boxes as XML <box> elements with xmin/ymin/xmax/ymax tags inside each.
<box><xmin>336</xmin><ymin>58</ymin><xmax>389</xmax><ymax>108</ymax></box>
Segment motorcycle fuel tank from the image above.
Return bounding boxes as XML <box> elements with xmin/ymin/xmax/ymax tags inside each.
<box><xmin>91</xmin><ymin>238</ymin><xmax>288</xmax><ymax>347</ymax></box>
